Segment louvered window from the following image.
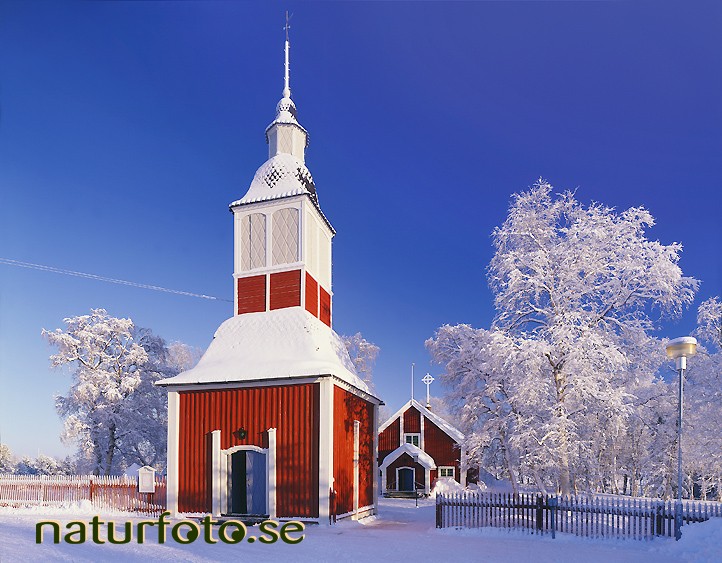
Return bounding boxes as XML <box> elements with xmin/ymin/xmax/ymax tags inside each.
<box><xmin>241</xmin><ymin>213</ymin><xmax>266</xmax><ymax>271</ymax></box>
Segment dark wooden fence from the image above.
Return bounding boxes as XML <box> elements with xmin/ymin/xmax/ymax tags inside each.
<box><xmin>0</xmin><ymin>474</ymin><xmax>167</xmax><ymax>515</ymax></box>
<box><xmin>436</xmin><ymin>492</ymin><xmax>722</xmax><ymax>540</ymax></box>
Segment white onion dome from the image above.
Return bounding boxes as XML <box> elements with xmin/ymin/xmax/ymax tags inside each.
<box><xmin>230</xmin><ymin>153</ymin><xmax>316</xmax><ymax>206</ymax></box>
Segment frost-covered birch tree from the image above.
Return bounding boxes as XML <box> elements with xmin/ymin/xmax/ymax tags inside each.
<box><xmin>685</xmin><ymin>297</ymin><xmax>722</xmax><ymax>499</ymax></box>
<box><xmin>488</xmin><ymin>181</ymin><xmax>697</xmax><ymax>494</ymax></box>
<box><xmin>429</xmin><ymin>180</ymin><xmax>698</xmax><ymax>495</ymax></box>
<box><xmin>342</xmin><ymin>332</ymin><xmax>380</xmax><ymax>392</ymax></box>
<box><xmin>43</xmin><ymin>309</ymin><xmax>194</xmax><ymax>475</ymax></box>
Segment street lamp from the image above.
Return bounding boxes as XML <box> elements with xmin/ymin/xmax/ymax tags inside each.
<box><xmin>665</xmin><ymin>336</ymin><xmax>697</xmax><ymax>541</ymax></box>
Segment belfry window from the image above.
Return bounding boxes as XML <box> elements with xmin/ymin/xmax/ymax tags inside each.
<box><xmin>241</xmin><ymin>213</ymin><xmax>266</xmax><ymax>271</ymax></box>
<box><xmin>272</xmin><ymin>208</ymin><xmax>299</xmax><ymax>265</ymax></box>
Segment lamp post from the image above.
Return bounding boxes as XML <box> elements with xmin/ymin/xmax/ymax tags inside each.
<box><xmin>665</xmin><ymin>336</ymin><xmax>697</xmax><ymax>541</ymax></box>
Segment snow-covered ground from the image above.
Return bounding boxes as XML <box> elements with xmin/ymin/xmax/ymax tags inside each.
<box><xmin>0</xmin><ymin>497</ymin><xmax>719</xmax><ymax>562</ymax></box>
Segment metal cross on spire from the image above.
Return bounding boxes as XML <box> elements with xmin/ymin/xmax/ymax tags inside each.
<box><xmin>422</xmin><ymin>373</ymin><xmax>434</xmax><ymax>408</ymax></box>
<box><xmin>283</xmin><ymin>11</ymin><xmax>292</xmax><ymax>98</ymax></box>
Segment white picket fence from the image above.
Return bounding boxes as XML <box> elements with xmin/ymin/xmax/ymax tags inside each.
<box><xmin>436</xmin><ymin>492</ymin><xmax>722</xmax><ymax>540</ymax></box>
<box><xmin>0</xmin><ymin>474</ymin><xmax>166</xmax><ymax>515</ymax></box>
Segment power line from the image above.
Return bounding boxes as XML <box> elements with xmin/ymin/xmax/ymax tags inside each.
<box><xmin>0</xmin><ymin>257</ymin><xmax>232</xmax><ymax>303</ymax></box>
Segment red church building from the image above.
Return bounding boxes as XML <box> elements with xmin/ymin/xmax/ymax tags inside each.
<box><xmin>378</xmin><ymin>399</ymin><xmax>467</xmax><ymax>496</ymax></box>
<box><xmin>159</xmin><ymin>35</ymin><xmax>382</xmax><ymax>523</ymax></box>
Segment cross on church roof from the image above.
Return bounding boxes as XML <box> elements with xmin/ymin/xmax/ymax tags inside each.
<box><xmin>422</xmin><ymin>373</ymin><xmax>434</xmax><ymax>408</ymax></box>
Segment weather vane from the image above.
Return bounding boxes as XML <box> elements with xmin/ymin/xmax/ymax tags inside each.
<box><xmin>284</xmin><ymin>11</ymin><xmax>292</xmax><ymax>41</ymax></box>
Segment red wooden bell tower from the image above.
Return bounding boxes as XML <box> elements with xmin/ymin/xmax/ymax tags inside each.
<box><xmin>229</xmin><ymin>36</ymin><xmax>334</xmax><ymax>327</ymax></box>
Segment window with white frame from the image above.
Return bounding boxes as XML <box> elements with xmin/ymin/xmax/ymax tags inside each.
<box><xmin>438</xmin><ymin>466</ymin><xmax>455</xmax><ymax>479</ymax></box>
<box><xmin>404</xmin><ymin>433</ymin><xmax>420</xmax><ymax>448</ymax></box>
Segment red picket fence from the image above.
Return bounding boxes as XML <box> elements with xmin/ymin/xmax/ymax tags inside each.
<box><xmin>436</xmin><ymin>492</ymin><xmax>722</xmax><ymax>541</ymax></box>
<box><xmin>0</xmin><ymin>474</ymin><xmax>166</xmax><ymax>515</ymax></box>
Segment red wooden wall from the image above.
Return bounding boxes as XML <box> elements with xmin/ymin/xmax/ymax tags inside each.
<box><xmin>178</xmin><ymin>383</ymin><xmax>320</xmax><ymax>517</ymax></box>
<box><xmin>403</xmin><ymin>406</ymin><xmax>421</xmax><ymax>433</ymax></box>
<box><xmin>270</xmin><ymin>270</ymin><xmax>301</xmax><ymax>310</ymax></box>
<box><xmin>319</xmin><ymin>286</ymin><xmax>331</xmax><ymax>327</ymax></box>
<box><xmin>424</xmin><ymin>417</ymin><xmax>460</xmax><ymax>472</ymax></box>
<box><xmin>237</xmin><ymin>275</ymin><xmax>265</xmax><ymax>314</ymax></box>
<box><xmin>305</xmin><ymin>272</ymin><xmax>318</xmax><ymax>317</ymax></box>
<box><xmin>378</xmin><ymin>418</ymin><xmax>400</xmax><ymax>464</ymax></box>
<box><xmin>333</xmin><ymin>386</ymin><xmax>374</xmax><ymax>514</ymax></box>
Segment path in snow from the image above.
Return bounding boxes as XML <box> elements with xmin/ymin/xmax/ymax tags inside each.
<box><xmin>0</xmin><ymin>498</ymin><xmax>718</xmax><ymax>562</ymax></box>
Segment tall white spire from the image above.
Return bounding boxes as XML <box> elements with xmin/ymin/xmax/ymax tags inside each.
<box><xmin>264</xmin><ymin>11</ymin><xmax>308</xmax><ymax>161</ymax></box>
<box><xmin>283</xmin><ymin>11</ymin><xmax>291</xmax><ymax>99</ymax></box>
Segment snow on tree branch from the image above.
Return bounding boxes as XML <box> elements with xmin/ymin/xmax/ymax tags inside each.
<box><xmin>42</xmin><ymin>308</ymin><xmax>196</xmax><ymax>476</ymax></box>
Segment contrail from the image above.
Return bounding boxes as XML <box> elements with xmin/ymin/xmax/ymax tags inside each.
<box><xmin>0</xmin><ymin>257</ymin><xmax>232</xmax><ymax>303</ymax></box>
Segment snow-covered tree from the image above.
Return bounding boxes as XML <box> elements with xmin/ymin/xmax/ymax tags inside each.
<box><xmin>696</xmin><ymin>297</ymin><xmax>722</xmax><ymax>349</ymax></box>
<box><xmin>15</xmin><ymin>454</ymin><xmax>75</xmax><ymax>475</ymax></box>
<box><xmin>43</xmin><ymin>309</ymin><xmax>190</xmax><ymax>475</ymax></box>
<box><xmin>342</xmin><ymin>332</ymin><xmax>380</xmax><ymax>392</ymax></box>
<box><xmin>685</xmin><ymin>297</ymin><xmax>722</xmax><ymax>499</ymax></box>
<box><xmin>429</xmin><ymin>180</ymin><xmax>698</xmax><ymax>495</ymax></box>
<box><xmin>0</xmin><ymin>443</ymin><xmax>15</xmax><ymax>474</ymax></box>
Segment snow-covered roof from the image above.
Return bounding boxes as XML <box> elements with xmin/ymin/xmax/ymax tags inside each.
<box><xmin>157</xmin><ymin>307</ymin><xmax>371</xmax><ymax>394</ymax></box>
<box><xmin>379</xmin><ymin>443</ymin><xmax>436</xmax><ymax>471</ymax></box>
<box><xmin>230</xmin><ymin>153</ymin><xmax>316</xmax><ymax>207</ymax></box>
<box><xmin>229</xmin><ymin>155</ymin><xmax>335</xmax><ymax>234</ymax></box>
<box><xmin>379</xmin><ymin>399</ymin><xmax>464</xmax><ymax>444</ymax></box>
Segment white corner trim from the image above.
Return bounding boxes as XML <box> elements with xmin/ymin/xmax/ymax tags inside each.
<box><xmin>318</xmin><ymin>378</ymin><xmax>334</xmax><ymax>523</ymax></box>
<box><xmin>166</xmin><ymin>391</ymin><xmax>180</xmax><ymax>517</ymax></box>
<box><xmin>211</xmin><ymin>430</ymin><xmax>222</xmax><ymax>517</ymax></box>
<box><xmin>398</xmin><ymin>412</ymin><xmax>404</xmax><ymax>447</ymax></box>
<box><xmin>420</xmin><ymin>415</ymin><xmax>425</xmax><ymax>451</ymax></box>
<box><xmin>268</xmin><ymin>428</ymin><xmax>277</xmax><ymax>518</ymax></box>
<box><xmin>353</xmin><ymin>420</ymin><xmax>360</xmax><ymax>520</ymax></box>
<box><xmin>372</xmin><ymin>404</ymin><xmax>379</xmax><ymax>514</ymax></box>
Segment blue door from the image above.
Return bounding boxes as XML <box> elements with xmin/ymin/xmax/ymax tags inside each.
<box><xmin>399</xmin><ymin>468</ymin><xmax>414</xmax><ymax>491</ymax></box>
<box><xmin>229</xmin><ymin>450</ymin><xmax>267</xmax><ymax>514</ymax></box>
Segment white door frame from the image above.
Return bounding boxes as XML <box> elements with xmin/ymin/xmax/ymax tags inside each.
<box><xmin>210</xmin><ymin>428</ymin><xmax>277</xmax><ymax>518</ymax></box>
<box><xmin>396</xmin><ymin>466</ymin><xmax>416</xmax><ymax>492</ymax></box>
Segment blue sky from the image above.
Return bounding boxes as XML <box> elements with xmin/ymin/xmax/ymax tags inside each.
<box><xmin>0</xmin><ymin>1</ymin><xmax>720</xmax><ymax>458</ymax></box>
